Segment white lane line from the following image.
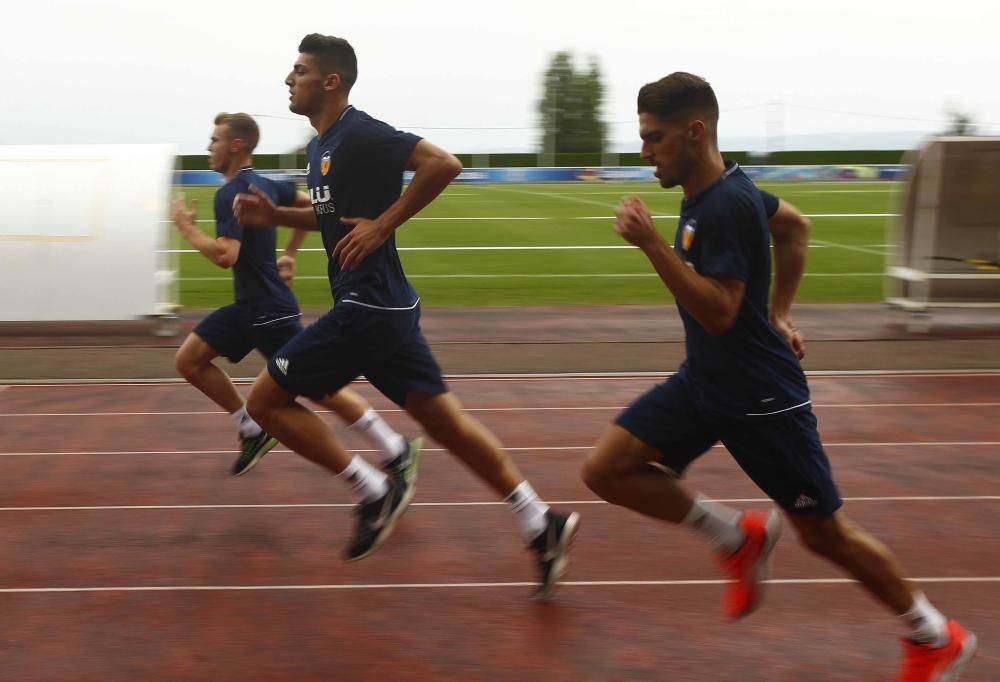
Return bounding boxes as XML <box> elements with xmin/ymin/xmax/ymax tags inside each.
<box><xmin>1</xmin><ymin>442</ymin><xmax>997</xmax><ymax>457</ymax></box>
<box><xmin>0</xmin><ymin>576</ymin><xmax>995</xmax><ymax>594</ymax></box>
<box><xmin>4</xmin><ymin>370</ymin><xmax>1000</xmax><ymax>388</ymax></box>
<box><xmin>1</xmin><ymin>496</ymin><xmax>997</xmax><ymax>512</ymax></box>
<box><xmin>4</xmin><ymin>402</ymin><xmax>999</xmax><ymax>418</ymax></box>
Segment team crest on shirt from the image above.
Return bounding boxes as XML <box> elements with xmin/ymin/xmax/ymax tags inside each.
<box><xmin>681</xmin><ymin>219</ymin><xmax>697</xmax><ymax>251</ymax></box>
<box><xmin>320</xmin><ymin>150</ymin><xmax>331</xmax><ymax>176</ymax></box>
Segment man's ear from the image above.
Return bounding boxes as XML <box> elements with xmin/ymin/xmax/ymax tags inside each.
<box><xmin>323</xmin><ymin>72</ymin><xmax>342</xmax><ymax>93</ymax></box>
<box><xmin>688</xmin><ymin>119</ymin><xmax>706</xmax><ymax>141</ymax></box>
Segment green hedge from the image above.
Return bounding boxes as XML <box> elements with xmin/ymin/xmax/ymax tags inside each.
<box><xmin>178</xmin><ymin>149</ymin><xmax>906</xmax><ymax>170</ymax></box>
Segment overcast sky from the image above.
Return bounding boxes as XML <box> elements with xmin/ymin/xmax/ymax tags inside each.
<box><xmin>3</xmin><ymin>0</ymin><xmax>997</xmax><ymax>155</ymax></box>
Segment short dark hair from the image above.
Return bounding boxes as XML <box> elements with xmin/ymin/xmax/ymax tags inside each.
<box><xmin>298</xmin><ymin>33</ymin><xmax>358</xmax><ymax>92</ymax></box>
<box><xmin>637</xmin><ymin>72</ymin><xmax>719</xmax><ymax>135</ymax></box>
<box><xmin>214</xmin><ymin>112</ymin><xmax>260</xmax><ymax>153</ymax></box>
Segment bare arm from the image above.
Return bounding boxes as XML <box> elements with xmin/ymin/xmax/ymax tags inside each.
<box><xmin>333</xmin><ymin>139</ymin><xmax>462</xmax><ymax>271</ymax></box>
<box><xmin>233</xmin><ymin>185</ymin><xmax>319</xmax><ymax>231</ymax></box>
<box><xmin>767</xmin><ymin>198</ymin><xmax>811</xmax><ymax>358</ymax></box>
<box><xmin>616</xmin><ymin>196</ymin><xmax>745</xmax><ymax>336</ymax></box>
<box><xmin>171</xmin><ymin>193</ymin><xmax>240</xmax><ymax>269</ymax></box>
<box><xmin>276</xmin><ymin>192</ymin><xmax>312</xmax><ymax>285</ymax></box>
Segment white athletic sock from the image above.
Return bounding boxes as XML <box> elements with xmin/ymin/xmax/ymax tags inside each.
<box><xmin>337</xmin><ymin>455</ymin><xmax>390</xmax><ymax>504</ymax></box>
<box><xmin>682</xmin><ymin>494</ymin><xmax>746</xmax><ymax>554</ymax></box>
<box><xmin>902</xmin><ymin>592</ymin><xmax>948</xmax><ymax>646</ymax></box>
<box><xmin>349</xmin><ymin>408</ymin><xmax>407</xmax><ymax>466</ymax></box>
<box><xmin>505</xmin><ymin>481</ymin><xmax>550</xmax><ymax>545</ymax></box>
<box><xmin>230</xmin><ymin>404</ymin><xmax>262</xmax><ymax>439</ymax></box>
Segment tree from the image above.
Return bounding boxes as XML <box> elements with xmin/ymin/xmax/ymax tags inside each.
<box><xmin>537</xmin><ymin>52</ymin><xmax>606</xmax><ymax>154</ymax></box>
<box><xmin>945</xmin><ymin>110</ymin><xmax>974</xmax><ymax>136</ymax></box>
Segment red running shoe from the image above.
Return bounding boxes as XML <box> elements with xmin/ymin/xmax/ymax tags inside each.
<box><xmin>716</xmin><ymin>509</ymin><xmax>781</xmax><ymax>619</ymax></box>
<box><xmin>895</xmin><ymin>619</ymin><xmax>977</xmax><ymax>682</ymax></box>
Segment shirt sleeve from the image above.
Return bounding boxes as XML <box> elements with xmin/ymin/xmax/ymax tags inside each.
<box><xmin>356</xmin><ymin>119</ymin><xmax>422</xmax><ymax>172</ymax></box>
<box><xmin>273</xmin><ymin>180</ymin><xmax>299</xmax><ymax>207</ymax></box>
<box><xmin>213</xmin><ymin>185</ymin><xmax>244</xmax><ymax>241</ymax></box>
<box><xmin>759</xmin><ymin>190</ymin><xmax>779</xmax><ymax>219</ymax></box>
<box><xmin>695</xmin><ymin>197</ymin><xmax>754</xmax><ymax>283</ymax></box>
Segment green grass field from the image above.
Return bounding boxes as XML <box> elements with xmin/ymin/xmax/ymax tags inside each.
<box><xmin>172</xmin><ymin>180</ymin><xmax>901</xmax><ymax>308</ymax></box>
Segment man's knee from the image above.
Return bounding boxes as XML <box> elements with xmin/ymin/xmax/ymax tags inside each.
<box><xmin>580</xmin><ymin>452</ymin><xmax>612</xmax><ymax>498</ymax></box>
<box><xmin>246</xmin><ymin>372</ymin><xmax>290</xmax><ymax>425</ymax></box>
<box><xmin>791</xmin><ymin>513</ymin><xmax>851</xmax><ymax>557</ymax></box>
<box><xmin>175</xmin><ymin>334</ymin><xmax>212</xmax><ymax>380</ymax></box>
<box><xmin>581</xmin><ymin>438</ymin><xmax>627</xmax><ymax>501</ymax></box>
<box><xmin>405</xmin><ymin>391</ymin><xmax>465</xmax><ymax>440</ymax></box>
<box><xmin>174</xmin><ymin>346</ymin><xmax>202</xmax><ymax>381</ymax></box>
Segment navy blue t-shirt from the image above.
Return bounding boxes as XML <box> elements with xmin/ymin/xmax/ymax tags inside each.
<box><xmin>760</xmin><ymin>190</ymin><xmax>779</xmax><ymax>218</ymax></box>
<box><xmin>673</xmin><ymin>162</ymin><xmax>810</xmax><ymax>418</ymax></box>
<box><xmin>305</xmin><ymin>106</ymin><xmax>422</xmax><ymax>310</ymax></box>
<box><xmin>213</xmin><ymin>167</ymin><xmax>299</xmax><ymax>321</ymax></box>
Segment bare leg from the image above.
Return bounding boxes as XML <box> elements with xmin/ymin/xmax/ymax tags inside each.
<box><xmin>788</xmin><ymin>511</ymin><xmax>915</xmax><ymax>613</ymax></box>
<box><xmin>175</xmin><ymin>333</ymin><xmax>244</xmax><ymax>413</ymax></box>
<box><xmin>404</xmin><ymin>391</ymin><xmax>521</xmax><ymax>497</ymax></box>
<box><xmin>315</xmin><ymin>387</ymin><xmax>370</xmax><ymax>425</ymax></box>
<box><xmin>246</xmin><ymin>370</ymin><xmax>352</xmax><ymax>474</ymax></box>
<box><xmin>581</xmin><ymin>424</ymin><xmax>696</xmax><ymax>523</ymax></box>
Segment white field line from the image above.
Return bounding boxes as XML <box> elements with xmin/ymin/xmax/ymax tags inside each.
<box><xmin>3</xmin><ymin>402</ymin><xmax>999</xmax><ymax>418</ymax></box>
<box><xmin>1</xmin><ymin>442</ymin><xmax>998</xmax><ymax>457</ymax></box>
<box><xmin>164</xmin><ymin>243</ymin><xmax>892</xmax><ymax>254</ymax></box>
<box><xmin>486</xmin><ymin>185</ymin><xmax>619</xmax><ymax>211</ymax></box>
<box><xmin>0</xmin><ymin>576</ymin><xmax>995</xmax><ymax>594</ymax></box>
<box><xmin>754</xmin><ymin>181</ymin><xmax>903</xmax><ymax>186</ymax></box>
<box><xmin>173</xmin><ymin>211</ymin><xmax>895</xmax><ymax>223</ymax></box>
<box><xmin>575</xmin><ymin>213</ymin><xmax>896</xmax><ymax>220</ymax></box>
<box><xmin>515</xmin><ymin>189</ymin><xmax>898</xmax><ymax>195</ymax></box>
<box><xmin>168</xmin><ymin>211</ymin><xmax>900</xmax><ymax>223</ymax></box>
<box><xmin>1</xmin><ymin>496</ymin><xmax>998</xmax><ymax>513</ymax></box>
<box><xmin>177</xmin><ymin>272</ymin><xmax>885</xmax><ymax>281</ymax></box>
<box><xmin>810</xmin><ymin>239</ymin><xmax>889</xmax><ymax>257</ymax></box>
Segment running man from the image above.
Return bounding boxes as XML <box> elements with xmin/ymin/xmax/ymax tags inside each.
<box><xmin>580</xmin><ymin>73</ymin><xmax>976</xmax><ymax>680</ymax></box>
<box><xmin>170</xmin><ymin>112</ymin><xmax>420</xmax><ymax>482</ymax></box>
<box><xmin>232</xmin><ymin>35</ymin><xmax>578</xmax><ymax>596</ymax></box>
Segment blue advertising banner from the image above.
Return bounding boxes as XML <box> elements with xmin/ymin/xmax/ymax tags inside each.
<box><xmin>174</xmin><ymin>164</ymin><xmax>906</xmax><ymax>186</ymax></box>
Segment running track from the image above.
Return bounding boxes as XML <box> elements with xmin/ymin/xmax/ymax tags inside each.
<box><xmin>1</xmin><ymin>372</ymin><xmax>998</xmax><ymax>680</ymax></box>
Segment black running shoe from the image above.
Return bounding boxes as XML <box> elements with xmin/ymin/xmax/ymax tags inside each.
<box><xmin>343</xmin><ymin>478</ymin><xmax>415</xmax><ymax>562</ymax></box>
<box><xmin>232</xmin><ymin>431</ymin><xmax>279</xmax><ymax>477</ymax></box>
<box><xmin>383</xmin><ymin>437</ymin><xmax>424</xmax><ymax>488</ymax></box>
<box><xmin>529</xmin><ymin>510</ymin><xmax>580</xmax><ymax>600</ymax></box>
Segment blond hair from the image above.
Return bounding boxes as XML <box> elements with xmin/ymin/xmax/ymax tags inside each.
<box><xmin>214</xmin><ymin>112</ymin><xmax>260</xmax><ymax>153</ymax></box>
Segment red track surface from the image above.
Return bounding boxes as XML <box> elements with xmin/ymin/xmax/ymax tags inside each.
<box><xmin>1</xmin><ymin>373</ymin><xmax>998</xmax><ymax>680</ymax></box>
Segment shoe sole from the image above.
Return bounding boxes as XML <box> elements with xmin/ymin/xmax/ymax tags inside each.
<box><xmin>940</xmin><ymin>631</ymin><xmax>978</xmax><ymax>682</ymax></box>
<box><xmin>534</xmin><ymin>511</ymin><xmax>581</xmax><ymax>602</ymax></box>
<box><xmin>742</xmin><ymin>509</ymin><xmax>782</xmax><ymax>618</ymax></box>
<box><xmin>233</xmin><ymin>436</ymin><xmax>279</xmax><ymax>477</ymax></box>
<box><xmin>344</xmin><ymin>482</ymin><xmax>417</xmax><ymax>563</ymax></box>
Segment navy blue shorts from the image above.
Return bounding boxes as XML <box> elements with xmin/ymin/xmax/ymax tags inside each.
<box><xmin>194</xmin><ymin>304</ymin><xmax>303</xmax><ymax>363</ymax></box>
<box><xmin>267</xmin><ymin>303</ymin><xmax>448</xmax><ymax>406</ymax></box>
<box><xmin>614</xmin><ymin>370</ymin><xmax>842</xmax><ymax>517</ymax></box>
